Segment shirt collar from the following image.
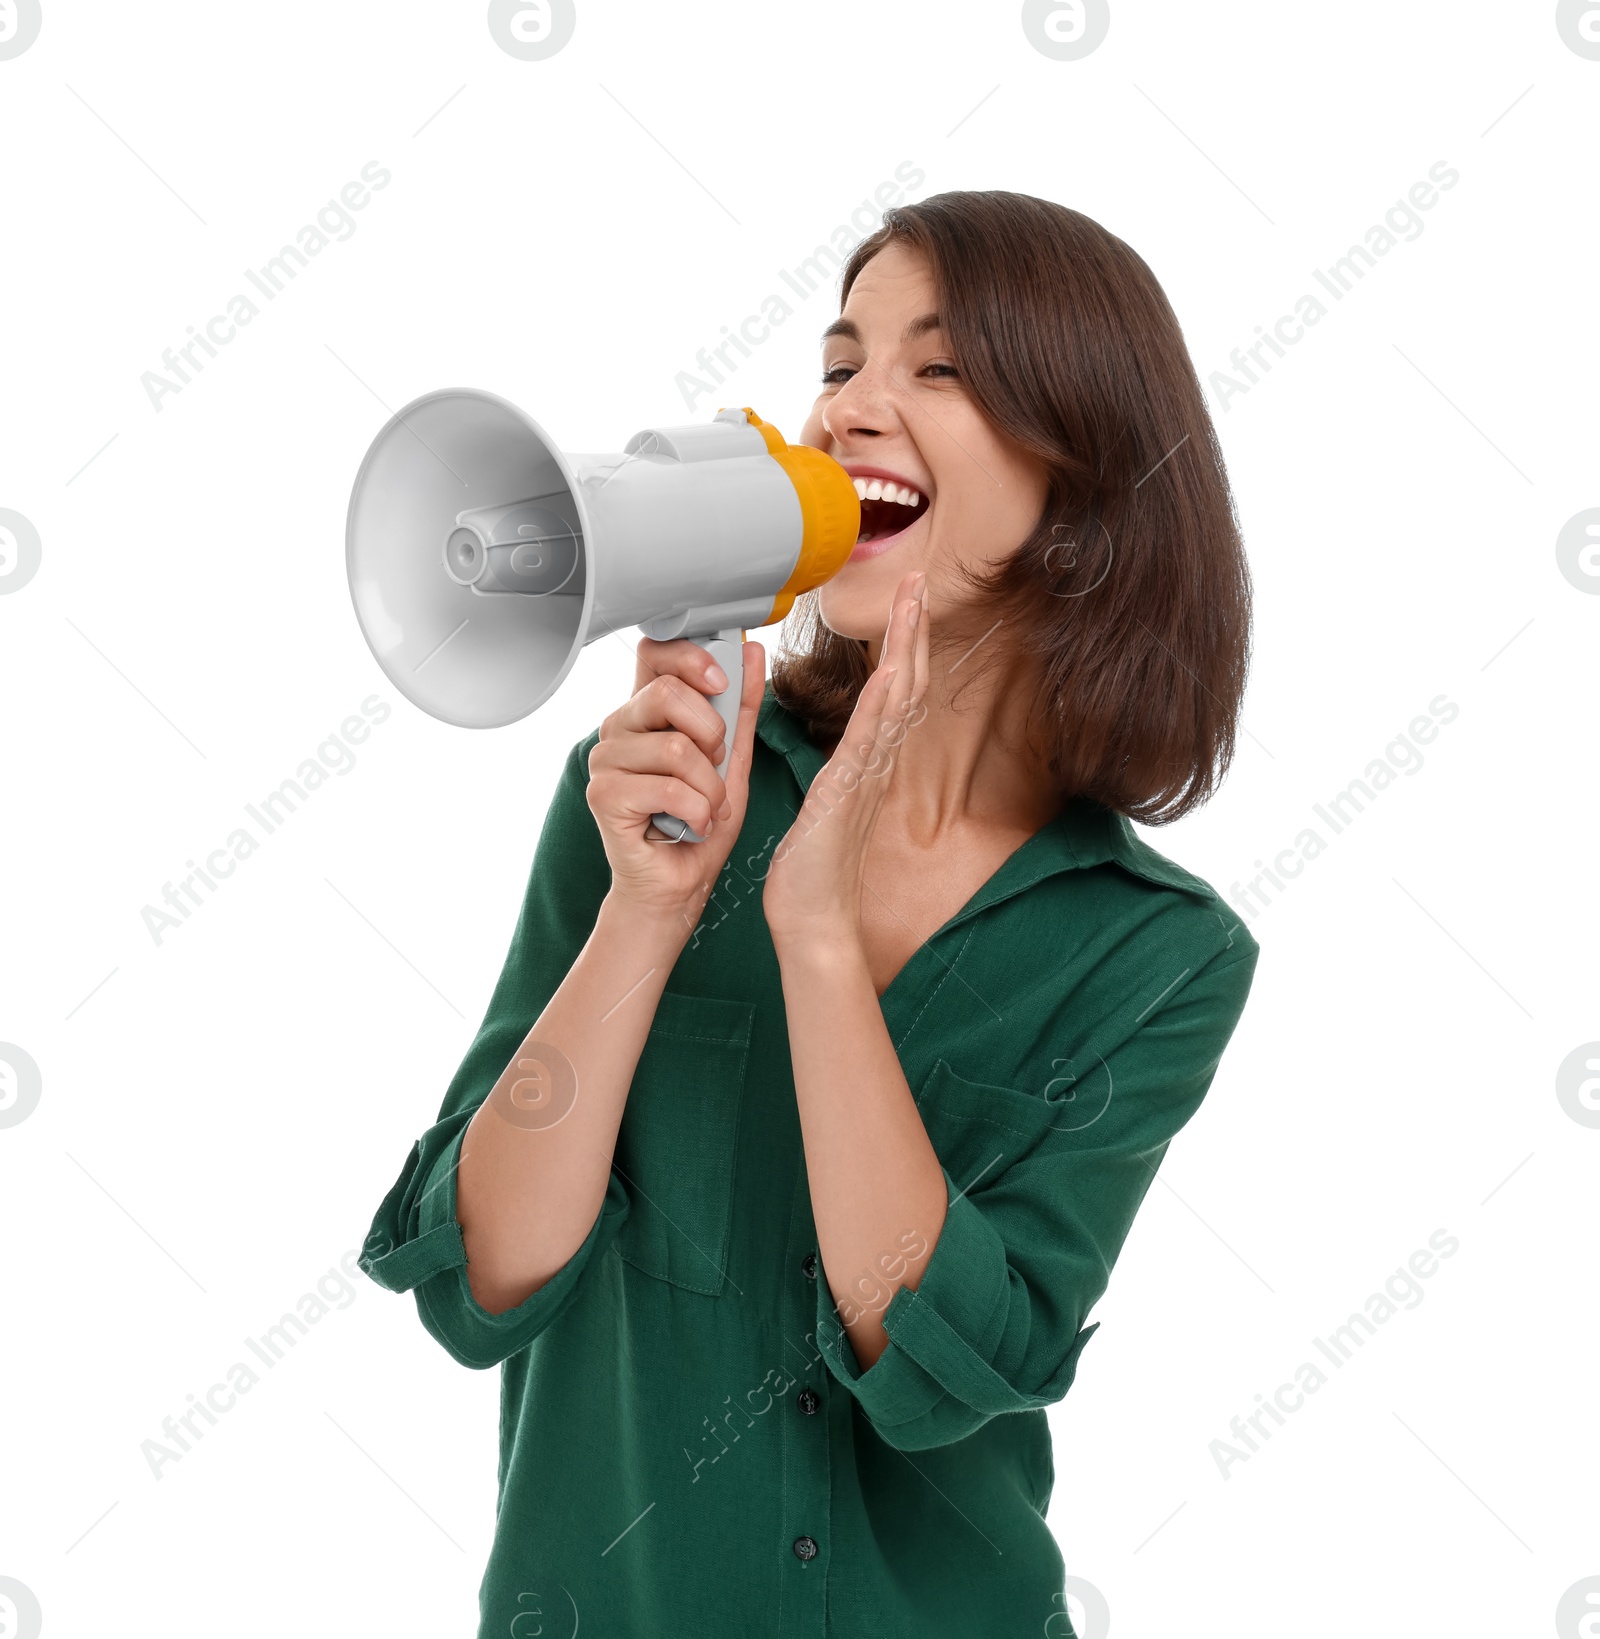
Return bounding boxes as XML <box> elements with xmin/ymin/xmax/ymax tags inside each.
<box><xmin>755</xmin><ymin>683</ymin><xmax>1219</xmax><ymax>917</ymax></box>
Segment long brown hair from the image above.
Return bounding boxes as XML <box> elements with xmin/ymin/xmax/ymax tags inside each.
<box><xmin>771</xmin><ymin>190</ymin><xmax>1251</xmax><ymax>826</ymax></box>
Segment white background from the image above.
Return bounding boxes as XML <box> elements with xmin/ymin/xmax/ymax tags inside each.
<box><xmin>2</xmin><ymin>3</ymin><xmax>1596</xmax><ymax>1636</ymax></box>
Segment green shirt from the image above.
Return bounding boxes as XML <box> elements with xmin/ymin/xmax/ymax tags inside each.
<box><xmin>360</xmin><ymin>682</ymin><xmax>1259</xmax><ymax>1638</ymax></box>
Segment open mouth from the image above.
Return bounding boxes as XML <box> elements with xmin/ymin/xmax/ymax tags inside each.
<box><xmin>852</xmin><ymin>475</ymin><xmax>929</xmax><ymax>548</ymax></box>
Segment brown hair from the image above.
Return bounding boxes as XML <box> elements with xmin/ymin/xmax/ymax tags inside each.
<box><xmin>771</xmin><ymin>190</ymin><xmax>1251</xmax><ymax>825</ymax></box>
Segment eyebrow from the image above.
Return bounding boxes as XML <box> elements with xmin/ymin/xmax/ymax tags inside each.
<box><xmin>820</xmin><ymin>312</ymin><xmax>943</xmax><ymax>345</ymax></box>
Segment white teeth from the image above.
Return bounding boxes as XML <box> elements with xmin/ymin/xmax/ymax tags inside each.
<box><xmin>851</xmin><ymin>476</ymin><xmax>924</xmax><ymax>508</ymax></box>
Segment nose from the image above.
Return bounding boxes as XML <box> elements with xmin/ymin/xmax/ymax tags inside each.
<box><xmin>823</xmin><ymin>355</ymin><xmax>900</xmax><ymax>445</ymax></box>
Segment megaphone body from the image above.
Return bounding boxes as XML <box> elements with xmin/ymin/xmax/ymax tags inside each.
<box><xmin>346</xmin><ymin>390</ymin><xmax>859</xmax><ymax>841</ymax></box>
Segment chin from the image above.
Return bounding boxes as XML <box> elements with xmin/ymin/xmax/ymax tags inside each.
<box><xmin>817</xmin><ymin>558</ymin><xmax>916</xmax><ymax>641</ymax></box>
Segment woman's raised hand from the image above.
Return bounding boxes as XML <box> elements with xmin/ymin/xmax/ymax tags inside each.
<box><xmin>762</xmin><ymin>570</ymin><xmax>929</xmax><ymax>954</ymax></box>
<box><xmin>585</xmin><ymin>635</ymin><xmax>767</xmax><ymax>928</ymax></box>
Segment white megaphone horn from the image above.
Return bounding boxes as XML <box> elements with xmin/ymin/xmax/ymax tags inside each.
<box><xmin>345</xmin><ymin>389</ymin><xmax>860</xmax><ymax>841</ymax></box>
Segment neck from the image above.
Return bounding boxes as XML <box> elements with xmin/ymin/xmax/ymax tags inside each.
<box><xmin>861</xmin><ymin>626</ymin><xmax>1064</xmax><ymax>846</ymax></box>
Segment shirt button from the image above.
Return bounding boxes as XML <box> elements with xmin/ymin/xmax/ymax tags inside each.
<box><xmin>793</xmin><ymin>1535</ymin><xmax>819</xmax><ymax>1561</ymax></box>
<box><xmin>801</xmin><ymin>1251</ymin><xmax>818</xmax><ymax>1280</ymax></box>
<box><xmin>796</xmin><ymin>1388</ymin><xmax>820</xmax><ymax>1416</ymax></box>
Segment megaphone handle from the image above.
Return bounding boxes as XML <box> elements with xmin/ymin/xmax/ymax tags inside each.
<box><xmin>650</xmin><ymin>628</ymin><xmax>744</xmax><ymax>844</ymax></box>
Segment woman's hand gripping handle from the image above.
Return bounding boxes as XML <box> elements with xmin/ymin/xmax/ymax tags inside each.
<box><xmin>649</xmin><ymin>629</ymin><xmax>746</xmax><ymax>844</ymax></box>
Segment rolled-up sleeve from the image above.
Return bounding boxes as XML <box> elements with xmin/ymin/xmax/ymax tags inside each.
<box><xmin>358</xmin><ymin>731</ymin><xmax>630</xmax><ymax>1370</ymax></box>
<box><xmin>815</xmin><ymin>938</ymin><xmax>1260</xmax><ymax>1450</ymax></box>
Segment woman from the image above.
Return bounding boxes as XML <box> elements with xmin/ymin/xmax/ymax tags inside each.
<box><xmin>361</xmin><ymin>190</ymin><xmax>1258</xmax><ymax>1638</ymax></box>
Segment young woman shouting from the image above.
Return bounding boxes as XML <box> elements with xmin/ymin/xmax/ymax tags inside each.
<box><xmin>362</xmin><ymin>189</ymin><xmax>1259</xmax><ymax>1639</ymax></box>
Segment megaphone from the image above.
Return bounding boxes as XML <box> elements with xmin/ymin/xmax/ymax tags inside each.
<box><xmin>345</xmin><ymin>389</ymin><xmax>860</xmax><ymax>842</ymax></box>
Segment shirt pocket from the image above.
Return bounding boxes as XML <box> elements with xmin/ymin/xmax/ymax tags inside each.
<box><xmin>612</xmin><ymin>989</ymin><xmax>755</xmax><ymax>1297</ymax></box>
<box><xmin>912</xmin><ymin>1058</ymin><xmax>1063</xmax><ymax>1196</ymax></box>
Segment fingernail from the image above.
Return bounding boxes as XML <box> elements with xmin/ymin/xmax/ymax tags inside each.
<box><xmin>908</xmin><ymin>599</ymin><xmax>920</xmax><ymax>628</ymax></box>
<box><xmin>706</xmin><ymin>663</ymin><xmax>729</xmax><ymax>691</ymax></box>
